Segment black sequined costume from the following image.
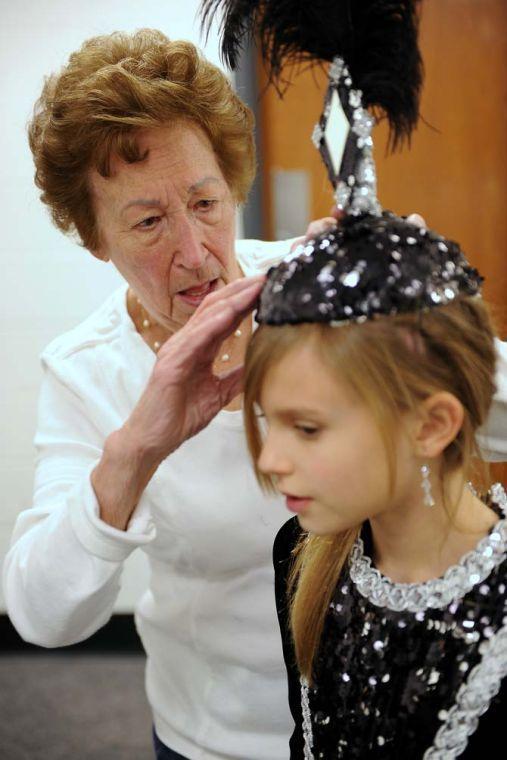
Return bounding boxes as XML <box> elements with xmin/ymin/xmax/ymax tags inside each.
<box><xmin>273</xmin><ymin>485</ymin><xmax>507</xmax><ymax>759</ymax></box>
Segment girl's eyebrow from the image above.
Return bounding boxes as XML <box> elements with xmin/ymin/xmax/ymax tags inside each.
<box><xmin>266</xmin><ymin>406</ymin><xmax>326</xmax><ymax>420</ymax></box>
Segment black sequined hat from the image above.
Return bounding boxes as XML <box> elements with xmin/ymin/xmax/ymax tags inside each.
<box><xmin>257</xmin><ymin>213</ymin><xmax>482</xmax><ymax>326</ymax></box>
<box><xmin>203</xmin><ymin>1</ymin><xmax>484</xmax><ymax>325</ymax></box>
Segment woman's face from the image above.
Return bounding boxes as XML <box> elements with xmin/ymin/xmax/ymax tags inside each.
<box><xmin>257</xmin><ymin>340</ymin><xmax>418</xmax><ymax>535</ymax></box>
<box><xmin>89</xmin><ymin>122</ymin><xmax>239</xmax><ymax>332</ymax></box>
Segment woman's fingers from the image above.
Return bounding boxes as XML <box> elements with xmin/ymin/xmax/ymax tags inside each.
<box><xmin>201</xmin><ymin>279</ymin><xmax>264</xmax><ymax>334</ymax></box>
<box><xmin>201</xmin><ymin>281</ymin><xmax>263</xmax><ymax>344</ymax></box>
<box><xmin>167</xmin><ymin>280</ymin><xmax>263</xmax><ymax>367</ymax></box>
<box><xmin>305</xmin><ymin>216</ymin><xmax>338</xmax><ymax>239</ymax></box>
<box><xmin>289</xmin><ymin>236</ymin><xmax>305</xmax><ymax>253</ymax></box>
<box><xmin>290</xmin><ymin>216</ymin><xmax>339</xmax><ymax>253</ymax></box>
<box><xmin>193</xmin><ymin>275</ymin><xmax>265</xmax><ymax>318</ymax></box>
<box><xmin>406</xmin><ymin>213</ymin><xmax>427</xmax><ymax>228</ymax></box>
<box><xmin>330</xmin><ymin>207</ymin><xmax>346</xmax><ymax>222</ymax></box>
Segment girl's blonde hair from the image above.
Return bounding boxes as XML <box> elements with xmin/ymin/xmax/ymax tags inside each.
<box><xmin>244</xmin><ymin>297</ymin><xmax>497</xmax><ymax>680</ymax></box>
<box><xmin>28</xmin><ymin>29</ymin><xmax>255</xmax><ymax>251</ymax></box>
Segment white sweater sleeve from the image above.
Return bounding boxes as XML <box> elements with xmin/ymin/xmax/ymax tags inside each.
<box><xmin>477</xmin><ymin>338</ymin><xmax>507</xmax><ymax>462</ymax></box>
<box><xmin>2</xmin><ymin>361</ymin><xmax>156</xmax><ymax>648</ymax></box>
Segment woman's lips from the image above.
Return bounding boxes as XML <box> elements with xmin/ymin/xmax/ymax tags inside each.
<box><xmin>284</xmin><ymin>495</ymin><xmax>312</xmax><ymax>514</ymax></box>
<box><xmin>176</xmin><ymin>278</ymin><xmax>218</xmax><ymax>306</ymax></box>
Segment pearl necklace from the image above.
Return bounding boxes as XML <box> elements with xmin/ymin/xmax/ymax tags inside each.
<box><xmin>129</xmin><ymin>289</ymin><xmax>243</xmax><ymax>360</ymax></box>
<box><xmin>218</xmin><ymin>327</ymin><xmax>243</xmax><ymax>362</ymax></box>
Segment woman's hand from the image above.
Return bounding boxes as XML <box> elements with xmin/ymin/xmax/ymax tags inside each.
<box><xmin>92</xmin><ymin>276</ymin><xmax>265</xmax><ymax>529</ymax></box>
<box><xmin>124</xmin><ymin>275</ymin><xmax>265</xmax><ymax>461</ymax></box>
<box><xmin>290</xmin><ymin>210</ymin><xmax>427</xmax><ymax>253</ymax></box>
<box><xmin>289</xmin><ymin>216</ymin><xmax>338</xmax><ymax>252</ymax></box>
<box><xmin>406</xmin><ymin>213</ymin><xmax>427</xmax><ymax>228</ymax></box>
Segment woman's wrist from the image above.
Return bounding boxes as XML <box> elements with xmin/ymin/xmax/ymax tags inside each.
<box><xmin>91</xmin><ymin>427</ymin><xmax>161</xmax><ymax>531</ymax></box>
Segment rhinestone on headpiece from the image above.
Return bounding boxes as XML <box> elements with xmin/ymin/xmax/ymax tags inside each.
<box><xmin>256</xmin><ymin>213</ymin><xmax>483</xmax><ymax>326</ymax></box>
<box><xmin>313</xmin><ymin>56</ymin><xmax>381</xmax><ymax>217</ymax></box>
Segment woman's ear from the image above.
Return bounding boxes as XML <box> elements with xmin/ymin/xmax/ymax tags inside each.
<box><xmin>413</xmin><ymin>392</ymin><xmax>464</xmax><ymax>458</ymax></box>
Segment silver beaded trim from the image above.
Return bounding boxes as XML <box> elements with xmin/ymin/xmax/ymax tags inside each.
<box><xmin>311</xmin><ymin>123</ymin><xmax>324</xmax><ymax>149</ymax></box>
<box><xmin>424</xmin><ymin>620</ymin><xmax>507</xmax><ymax>758</ymax></box>
<box><xmin>349</xmin><ymin>484</ymin><xmax>507</xmax><ymax>613</ymax></box>
<box><xmin>301</xmin><ymin>678</ymin><xmax>315</xmax><ymax>760</ymax></box>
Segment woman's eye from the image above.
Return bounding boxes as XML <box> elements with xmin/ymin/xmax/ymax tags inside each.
<box><xmin>136</xmin><ymin>216</ymin><xmax>161</xmax><ymax>230</ymax></box>
<box><xmin>196</xmin><ymin>199</ymin><xmax>217</xmax><ymax>211</ymax></box>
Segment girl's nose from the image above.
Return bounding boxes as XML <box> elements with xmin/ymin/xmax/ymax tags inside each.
<box><xmin>257</xmin><ymin>434</ymin><xmax>293</xmax><ymax>477</ymax></box>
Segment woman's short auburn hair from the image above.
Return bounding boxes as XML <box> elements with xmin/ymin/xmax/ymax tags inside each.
<box><xmin>28</xmin><ymin>29</ymin><xmax>256</xmax><ymax>251</ymax></box>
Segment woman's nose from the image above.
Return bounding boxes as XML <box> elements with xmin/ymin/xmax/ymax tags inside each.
<box><xmin>172</xmin><ymin>214</ymin><xmax>207</xmax><ymax>269</ymax></box>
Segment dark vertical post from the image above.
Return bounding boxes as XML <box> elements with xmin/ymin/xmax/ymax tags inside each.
<box><xmin>234</xmin><ymin>42</ymin><xmax>264</xmax><ymax>239</ymax></box>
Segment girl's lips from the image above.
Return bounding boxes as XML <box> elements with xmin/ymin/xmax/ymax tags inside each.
<box><xmin>285</xmin><ymin>495</ymin><xmax>312</xmax><ymax>514</ymax></box>
<box><xmin>176</xmin><ymin>279</ymin><xmax>218</xmax><ymax>306</ymax></box>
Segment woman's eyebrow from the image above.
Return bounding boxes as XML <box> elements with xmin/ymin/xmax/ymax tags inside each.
<box><xmin>121</xmin><ymin>178</ymin><xmax>223</xmax><ymax>215</ymax></box>
<box><xmin>188</xmin><ymin>176</ymin><xmax>222</xmax><ymax>193</ymax></box>
<box><xmin>121</xmin><ymin>198</ymin><xmax>161</xmax><ymax>214</ymax></box>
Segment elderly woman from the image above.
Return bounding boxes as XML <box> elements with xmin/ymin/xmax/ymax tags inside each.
<box><xmin>3</xmin><ymin>29</ymin><xmax>296</xmax><ymax>760</ymax></box>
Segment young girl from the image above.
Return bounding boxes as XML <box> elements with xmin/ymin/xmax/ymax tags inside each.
<box><xmin>209</xmin><ymin>2</ymin><xmax>507</xmax><ymax>755</ymax></box>
<box><xmin>243</xmin><ymin>212</ymin><xmax>507</xmax><ymax>758</ymax></box>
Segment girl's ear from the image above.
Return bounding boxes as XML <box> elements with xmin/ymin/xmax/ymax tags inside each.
<box><xmin>413</xmin><ymin>392</ymin><xmax>464</xmax><ymax>459</ymax></box>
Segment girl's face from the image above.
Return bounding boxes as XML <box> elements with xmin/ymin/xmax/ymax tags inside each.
<box><xmin>257</xmin><ymin>340</ymin><xmax>418</xmax><ymax>535</ymax></box>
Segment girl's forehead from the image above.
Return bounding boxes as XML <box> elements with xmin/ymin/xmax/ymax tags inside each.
<box><xmin>259</xmin><ymin>341</ymin><xmax>353</xmax><ymax>412</ymax></box>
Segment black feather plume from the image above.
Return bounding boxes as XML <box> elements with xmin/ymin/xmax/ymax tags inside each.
<box><xmin>200</xmin><ymin>0</ymin><xmax>424</xmax><ymax>149</ymax></box>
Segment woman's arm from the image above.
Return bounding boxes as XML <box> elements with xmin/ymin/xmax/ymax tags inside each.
<box><xmin>2</xmin><ymin>367</ymin><xmax>155</xmax><ymax>647</ymax></box>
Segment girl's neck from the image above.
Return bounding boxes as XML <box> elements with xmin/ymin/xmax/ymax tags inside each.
<box><xmin>370</xmin><ymin>470</ymin><xmax>498</xmax><ymax>584</ymax></box>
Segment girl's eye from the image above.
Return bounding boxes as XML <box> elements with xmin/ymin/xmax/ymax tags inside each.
<box><xmin>295</xmin><ymin>425</ymin><xmax>320</xmax><ymax>437</ymax></box>
<box><xmin>137</xmin><ymin>216</ymin><xmax>161</xmax><ymax>230</ymax></box>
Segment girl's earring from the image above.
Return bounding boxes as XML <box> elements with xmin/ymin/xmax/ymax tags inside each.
<box><xmin>420</xmin><ymin>464</ymin><xmax>435</xmax><ymax>508</ymax></box>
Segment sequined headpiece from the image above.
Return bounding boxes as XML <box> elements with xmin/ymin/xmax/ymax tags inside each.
<box><xmin>256</xmin><ymin>213</ymin><xmax>482</xmax><ymax>326</ymax></box>
<box><xmin>202</xmin><ymin>0</ymin><xmax>484</xmax><ymax>325</ymax></box>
